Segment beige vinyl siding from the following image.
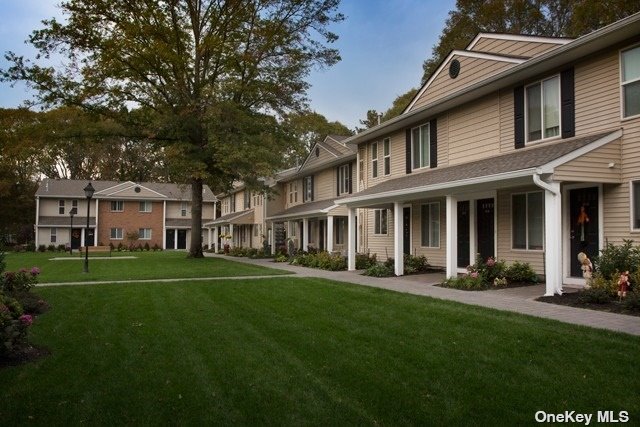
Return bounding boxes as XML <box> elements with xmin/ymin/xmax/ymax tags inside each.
<box><xmin>410</xmin><ymin>198</ymin><xmax>447</xmax><ymax>267</ymax></box>
<box><xmin>365</xmin><ymin>208</ymin><xmax>394</xmax><ymax>261</ymax></box>
<box><xmin>496</xmin><ymin>187</ymin><xmax>545</xmax><ymax>274</ymax></box>
<box><xmin>315</xmin><ymin>168</ymin><xmax>336</xmax><ymax>201</ymax></box>
<box><xmin>437</xmin><ymin>114</ymin><xmax>449</xmax><ymax>167</ymax></box>
<box><xmin>554</xmin><ymin>140</ymin><xmax>622</xmax><ymax>183</ymax></box>
<box><xmin>283</xmin><ymin>178</ymin><xmax>303</xmax><ymax>210</ymax></box>
<box><xmin>499</xmin><ymin>88</ymin><xmax>515</xmax><ymax>153</ymax></box>
<box><xmin>575</xmin><ymin>51</ymin><xmax>620</xmax><ymax>136</ymax></box>
<box><xmin>39</xmin><ymin>199</ymin><xmax>92</xmax><ymax>216</ymax></box>
<box><xmin>202</xmin><ymin>203</ymin><xmax>215</xmax><ymax>221</ymax></box>
<box><xmin>411</xmin><ymin>56</ymin><xmax>515</xmax><ymax>111</ymax></box>
<box><xmin>303</xmin><ymin>145</ymin><xmax>339</xmax><ymax>171</ymax></box>
<box><xmin>470</xmin><ymin>38</ymin><xmax>563</xmax><ymax>58</ymax></box>
<box><xmin>37</xmin><ymin>227</ymin><xmax>71</xmax><ymax>247</ymax></box>
<box><xmin>328</xmin><ymin>205</ymin><xmax>348</xmax><ymax>217</ymax></box>
<box><xmin>447</xmin><ymin>94</ymin><xmax>501</xmax><ymax>165</ymax></box>
<box><xmin>234</xmin><ymin>191</ymin><xmax>244</xmax><ymax>212</ymax></box>
<box><xmin>365</xmin><ymin>133</ymin><xmax>405</xmax><ymax>188</ymax></box>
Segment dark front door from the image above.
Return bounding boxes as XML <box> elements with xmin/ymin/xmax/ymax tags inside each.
<box><xmin>71</xmin><ymin>228</ymin><xmax>82</xmax><ymax>250</ymax></box>
<box><xmin>457</xmin><ymin>201</ymin><xmax>470</xmax><ymax>268</ymax></box>
<box><xmin>177</xmin><ymin>230</ymin><xmax>187</xmax><ymax>250</ymax></box>
<box><xmin>476</xmin><ymin>198</ymin><xmax>495</xmax><ymax>262</ymax></box>
<box><xmin>319</xmin><ymin>220</ymin><xmax>325</xmax><ymax>251</ymax></box>
<box><xmin>403</xmin><ymin>207</ymin><xmax>411</xmax><ymax>255</ymax></box>
<box><xmin>570</xmin><ymin>187</ymin><xmax>599</xmax><ymax>277</ymax></box>
<box><xmin>86</xmin><ymin>228</ymin><xmax>95</xmax><ymax>246</ymax></box>
<box><xmin>166</xmin><ymin>229</ymin><xmax>175</xmax><ymax>249</ymax></box>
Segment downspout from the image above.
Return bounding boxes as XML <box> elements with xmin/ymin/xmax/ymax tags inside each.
<box><xmin>533</xmin><ymin>173</ymin><xmax>558</xmax><ymax>195</ymax></box>
<box><xmin>533</xmin><ymin>172</ymin><xmax>562</xmax><ymax>296</ymax></box>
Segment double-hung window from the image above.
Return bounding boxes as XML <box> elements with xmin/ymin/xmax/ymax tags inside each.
<box><xmin>374</xmin><ymin>209</ymin><xmax>388</xmax><ymax>235</ymax></box>
<box><xmin>303</xmin><ymin>176</ymin><xmax>313</xmax><ymax>202</ymax></box>
<box><xmin>383</xmin><ymin>138</ymin><xmax>391</xmax><ymax>176</ymax></box>
<box><xmin>421</xmin><ymin>202</ymin><xmax>440</xmax><ymax>248</ymax></box>
<box><xmin>411</xmin><ymin>123</ymin><xmax>430</xmax><ymax>169</ymax></box>
<box><xmin>110</xmin><ymin>201</ymin><xmax>124</xmax><ymax>212</ymax></box>
<box><xmin>338</xmin><ymin>164</ymin><xmax>350</xmax><ymax>195</ymax></box>
<box><xmin>50</xmin><ymin>228</ymin><xmax>57</xmax><ymax>243</ymax></box>
<box><xmin>138</xmin><ymin>228</ymin><xmax>152</xmax><ymax>240</ymax></box>
<box><xmin>244</xmin><ymin>192</ymin><xmax>251</xmax><ymax>209</ymax></box>
<box><xmin>58</xmin><ymin>200</ymin><xmax>65</xmax><ymax>215</ymax></box>
<box><xmin>230</xmin><ymin>196</ymin><xmax>236</xmax><ymax>213</ymax></box>
<box><xmin>621</xmin><ymin>45</ymin><xmax>640</xmax><ymax>118</ymax></box>
<box><xmin>512</xmin><ymin>192</ymin><xmax>544</xmax><ymax>250</ymax></box>
<box><xmin>335</xmin><ymin>218</ymin><xmax>346</xmax><ymax>244</ymax></box>
<box><xmin>181</xmin><ymin>202</ymin><xmax>188</xmax><ymax>217</ymax></box>
<box><xmin>371</xmin><ymin>142</ymin><xmax>378</xmax><ymax>178</ymax></box>
<box><xmin>632</xmin><ymin>180</ymin><xmax>640</xmax><ymax>231</ymax></box>
<box><xmin>526</xmin><ymin>76</ymin><xmax>560</xmax><ymax>142</ymax></box>
<box><xmin>139</xmin><ymin>201</ymin><xmax>152</xmax><ymax>212</ymax></box>
<box><xmin>110</xmin><ymin>228</ymin><xmax>123</xmax><ymax>240</ymax></box>
<box><xmin>288</xmin><ymin>182</ymin><xmax>298</xmax><ymax>204</ymax></box>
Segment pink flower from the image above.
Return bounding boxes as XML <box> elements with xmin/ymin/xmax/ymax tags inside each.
<box><xmin>486</xmin><ymin>257</ymin><xmax>496</xmax><ymax>267</ymax></box>
<box><xmin>30</xmin><ymin>267</ymin><xmax>41</xmax><ymax>276</ymax></box>
<box><xmin>470</xmin><ymin>272</ymin><xmax>479</xmax><ymax>278</ymax></box>
<box><xmin>19</xmin><ymin>314</ymin><xmax>33</xmax><ymax>326</ymax></box>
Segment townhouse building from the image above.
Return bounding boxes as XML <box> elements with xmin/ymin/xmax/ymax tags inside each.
<box><xmin>35</xmin><ymin>179</ymin><xmax>217</xmax><ymax>250</ymax></box>
<box><xmin>333</xmin><ymin>13</ymin><xmax>640</xmax><ymax>296</ymax></box>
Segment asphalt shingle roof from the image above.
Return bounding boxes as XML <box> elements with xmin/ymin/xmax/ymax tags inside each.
<box><xmin>267</xmin><ymin>199</ymin><xmax>338</xmax><ymax>220</ymax></box>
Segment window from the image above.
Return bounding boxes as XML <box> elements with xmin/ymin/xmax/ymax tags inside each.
<box><xmin>338</xmin><ymin>164</ymin><xmax>350</xmax><ymax>195</ymax></box>
<box><xmin>72</xmin><ymin>200</ymin><xmax>78</xmax><ymax>211</ymax></box>
<box><xmin>110</xmin><ymin>228</ymin><xmax>123</xmax><ymax>240</ymax></box>
<box><xmin>512</xmin><ymin>192</ymin><xmax>544</xmax><ymax>250</ymax></box>
<box><xmin>58</xmin><ymin>200</ymin><xmax>65</xmax><ymax>215</ymax></box>
<box><xmin>359</xmin><ymin>159</ymin><xmax>364</xmax><ymax>183</ymax></box>
<box><xmin>50</xmin><ymin>228</ymin><xmax>57</xmax><ymax>243</ymax></box>
<box><xmin>139</xmin><ymin>201</ymin><xmax>152</xmax><ymax>212</ymax></box>
<box><xmin>374</xmin><ymin>209</ymin><xmax>388</xmax><ymax>235</ymax></box>
<box><xmin>222</xmin><ymin>199</ymin><xmax>229</xmax><ymax>215</ymax></box>
<box><xmin>411</xmin><ymin>123</ymin><xmax>430</xmax><ymax>169</ymax></box>
<box><xmin>335</xmin><ymin>218</ymin><xmax>346</xmax><ymax>245</ymax></box>
<box><xmin>622</xmin><ymin>45</ymin><xmax>640</xmax><ymax>118</ymax></box>
<box><xmin>421</xmin><ymin>202</ymin><xmax>440</xmax><ymax>247</ymax></box>
<box><xmin>110</xmin><ymin>201</ymin><xmax>124</xmax><ymax>212</ymax></box>
<box><xmin>632</xmin><ymin>180</ymin><xmax>640</xmax><ymax>230</ymax></box>
<box><xmin>303</xmin><ymin>176</ymin><xmax>313</xmax><ymax>202</ymax></box>
<box><xmin>383</xmin><ymin>138</ymin><xmax>391</xmax><ymax>176</ymax></box>
<box><xmin>290</xmin><ymin>221</ymin><xmax>297</xmax><ymax>237</ymax></box>
<box><xmin>288</xmin><ymin>182</ymin><xmax>298</xmax><ymax>204</ymax></box>
<box><xmin>138</xmin><ymin>228</ymin><xmax>152</xmax><ymax>240</ymax></box>
<box><xmin>371</xmin><ymin>142</ymin><xmax>378</xmax><ymax>178</ymax></box>
<box><xmin>230</xmin><ymin>195</ymin><xmax>236</xmax><ymax>213</ymax></box>
<box><xmin>181</xmin><ymin>202</ymin><xmax>188</xmax><ymax>217</ymax></box>
<box><xmin>253</xmin><ymin>193</ymin><xmax>261</xmax><ymax>207</ymax></box>
<box><xmin>244</xmin><ymin>192</ymin><xmax>251</xmax><ymax>209</ymax></box>
<box><xmin>526</xmin><ymin>76</ymin><xmax>560</xmax><ymax>142</ymax></box>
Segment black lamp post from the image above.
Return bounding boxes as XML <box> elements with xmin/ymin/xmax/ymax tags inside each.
<box><xmin>83</xmin><ymin>182</ymin><xmax>95</xmax><ymax>273</ymax></box>
<box><xmin>69</xmin><ymin>207</ymin><xmax>77</xmax><ymax>255</ymax></box>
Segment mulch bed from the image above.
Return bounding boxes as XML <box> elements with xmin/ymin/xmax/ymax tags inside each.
<box><xmin>0</xmin><ymin>345</ymin><xmax>51</xmax><ymax>369</ymax></box>
<box><xmin>537</xmin><ymin>291</ymin><xmax>640</xmax><ymax>317</ymax></box>
<box><xmin>435</xmin><ymin>281</ymin><xmax>539</xmax><ymax>291</ymax></box>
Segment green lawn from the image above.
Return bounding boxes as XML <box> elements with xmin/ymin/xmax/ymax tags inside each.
<box><xmin>1</xmin><ymin>278</ymin><xmax>638</xmax><ymax>425</ymax></box>
<box><xmin>4</xmin><ymin>251</ymin><xmax>289</xmax><ymax>282</ymax></box>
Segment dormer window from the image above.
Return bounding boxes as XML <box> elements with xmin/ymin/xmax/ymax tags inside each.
<box><xmin>526</xmin><ymin>75</ymin><xmax>560</xmax><ymax>143</ymax></box>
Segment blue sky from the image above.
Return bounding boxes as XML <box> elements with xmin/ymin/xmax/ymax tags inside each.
<box><xmin>0</xmin><ymin>0</ymin><xmax>456</xmax><ymax>129</ymax></box>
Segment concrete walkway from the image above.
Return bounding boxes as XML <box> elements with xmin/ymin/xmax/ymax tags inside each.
<box><xmin>206</xmin><ymin>254</ymin><xmax>640</xmax><ymax>337</ymax></box>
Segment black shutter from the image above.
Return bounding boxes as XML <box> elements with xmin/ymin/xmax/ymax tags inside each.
<box><xmin>310</xmin><ymin>175</ymin><xmax>314</xmax><ymax>201</ymax></box>
<box><xmin>405</xmin><ymin>129</ymin><xmax>412</xmax><ymax>174</ymax></box>
<box><xmin>561</xmin><ymin>67</ymin><xmax>575</xmax><ymax>139</ymax></box>
<box><xmin>514</xmin><ymin>85</ymin><xmax>525</xmax><ymax>149</ymax></box>
<box><xmin>348</xmin><ymin>163</ymin><xmax>353</xmax><ymax>194</ymax></box>
<box><xmin>429</xmin><ymin>118</ymin><xmax>437</xmax><ymax>168</ymax></box>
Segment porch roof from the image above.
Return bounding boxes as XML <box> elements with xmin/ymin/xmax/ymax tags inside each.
<box><xmin>266</xmin><ymin>199</ymin><xmax>339</xmax><ymax>221</ymax></box>
<box><xmin>206</xmin><ymin>209</ymin><xmax>255</xmax><ymax>226</ymax></box>
<box><xmin>165</xmin><ymin>218</ymin><xmax>213</xmax><ymax>228</ymax></box>
<box><xmin>336</xmin><ymin>130</ymin><xmax>621</xmax><ymax>207</ymax></box>
<box><xmin>38</xmin><ymin>216</ymin><xmax>96</xmax><ymax>227</ymax></box>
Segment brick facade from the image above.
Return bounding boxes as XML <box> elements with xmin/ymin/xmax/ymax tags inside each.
<box><xmin>97</xmin><ymin>200</ymin><xmax>164</xmax><ymax>248</ymax></box>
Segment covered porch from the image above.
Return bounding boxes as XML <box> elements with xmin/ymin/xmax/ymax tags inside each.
<box><xmin>204</xmin><ymin>209</ymin><xmax>255</xmax><ymax>251</ymax></box>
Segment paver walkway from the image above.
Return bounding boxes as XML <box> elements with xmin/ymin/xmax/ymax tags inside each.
<box><xmin>206</xmin><ymin>254</ymin><xmax>640</xmax><ymax>336</ymax></box>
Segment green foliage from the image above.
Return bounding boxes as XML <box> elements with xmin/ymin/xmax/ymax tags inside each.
<box><xmin>578</xmin><ymin>287</ymin><xmax>612</xmax><ymax>304</ymax></box>
<box><xmin>0</xmin><ymin>291</ymin><xmax>31</xmax><ymax>357</ymax></box>
<box><xmin>290</xmin><ymin>251</ymin><xmax>347</xmax><ymax>271</ymax></box>
<box><xmin>441</xmin><ymin>274</ymin><xmax>487</xmax><ymax>290</ymax></box>
<box><xmin>1</xmin><ymin>268</ymin><xmax>39</xmax><ymax>294</ymax></box>
<box><xmin>589</xmin><ymin>272</ymin><xmax>621</xmax><ymax>298</ymax></box>
<box><xmin>246</xmin><ymin>248</ymin><xmax>259</xmax><ymax>259</ymax></box>
<box><xmin>622</xmin><ymin>290</ymin><xmax>640</xmax><ymax>311</ymax></box>
<box><xmin>505</xmin><ymin>261</ymin><xmax>538</xmax><ymax>283</ymax></box>
<box><xmin>362</xmin><ymin>262</ymin><xmax>394</xmax><ymax>277</ymax></box>
<box><xmin>47</xmin><ymin>244</ymin><xmax>56</xmax><ymax>252</ymax></box>
<box><xmin>468</xmin><ymin>255</ymin><xmax>506</xmax><ymax>284</ymax></box>
<box><xmin>274</xmin><ymin>254</ymin><xmax>289</xmax><ymax>263</ymax></box>
<box><xmin>403</xmin><ymin>254</ymin><xmax>430</xmax><ymax>275</ymax></box>
<box><xmin>355</xmin><ymin>253</ymin><xmax>377</xmax><ymax>270</ymax></box>
<box><xmin>0</xmin><ymin>249</ymin><xmax>5</xmax><ymax>275</ymax></box>
<box><xmin>37</xmin><ymin>245</ymin><xmax>46</xmax><ymax>253</ymax></box>
<box><xmin>144</xmin><ymin>242</ymin><xmax>150</xmax><ymax>251</ymax></box>
<box><xmin>228</xmin><ymin>247</ymin><xmax>248</xmax><ymax>257</ymax></box>
<box><xmin>57</xmin><ymin>244</ymin><xmax>67</xmax><ymax>252</ymax></box>
<box><xmin>593</xmin><ymin>240</ymin><xmax>640</xmax><ymax>281</ymax></box>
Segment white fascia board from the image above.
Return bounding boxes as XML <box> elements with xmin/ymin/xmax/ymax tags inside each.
<box><xmin>336</xmin><ymin>168</ymin><xmax>536</xmax><ymax>207</ymax></box>
<box><xmin>535</xmin><ymin>129</ymin><xmax>623</xmax><ymax>174</ymax></box>
<box><xmin>94</xmin><ymin>181</ymin><xmax>134</xmax><ymax>195</ymax></box>
<box><xmin>467</xmin><ymin>33</ymin><xmax>573</xmax><ymax>50</ymax></box>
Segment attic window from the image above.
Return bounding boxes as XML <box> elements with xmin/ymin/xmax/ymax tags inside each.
<box><xmin>134</xmin><ymin>186</ymin><xmax>141</xmax><ymax>193</ymax></box>
<box><xmin>315</xmin><ymin>147</ymin><xmax>320</xmax><ymax>157</ymax></box>
<box><xmin>449</xmin><ymin>59</ymin><xmax>460</xmax><ymax>79</ymax></box>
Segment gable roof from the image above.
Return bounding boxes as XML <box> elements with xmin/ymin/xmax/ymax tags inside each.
<box><xmin>35</xmin><ymin>179</ymin><xmax>217</xmax><ymax>202</ymax></box>
<box><xmin>466</xmin><ymin>32</ymin><xmax>573</xmax><ymax>51</ymax></box>
<box><xmin>288</xmin><ymin>134</ymin><xmax>355</xmax><ymax>181</ymax></box>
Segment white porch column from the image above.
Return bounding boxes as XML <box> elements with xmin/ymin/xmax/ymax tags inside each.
<box><xmin>327</xmin><ymin>216</ymin><xmax>334</xmax><ymax>253</ymax></box>
<box><xmin>94</xmin><ymin>199</ymin><xmax>99</xmax><ymax>247</ymax></box>
<box><xmin>270</xmin><ymin>222</ymin><xmax>276</xmax><ymax>255</ymax></box>
<box><xmin>302</xmin><ymin>217</ymin><xmax>309</xmax><ymax>252</ymax></box>
<box><xmin>229</xmin><ymin>224</ymin><xmax>234</xmax><ymax>248</ymax></box>
<box><xmin>213</xmin><ymin>227</ymin><xmax>219</xmax><ymax>252</ymax></box>
<box><xmin>393</xmin><ymin>202</ymin><xmax>404</xmax><ymax>276</ymax></box>
<box><xmin>347</xmin><ymin>209</ymin><xmax>356</xmax><ymax>271</ymax></box>
<box><xmin>207</xmin><ymin>227</ymin><xmax>212</xmax><ymax>250</ymax></box>
<box><xmin>162</xmin><ymin>201</ymin><xmax>167</xmax><ymax>249</ymax></box>
<box><xmin>544</xmin><ymin>182</ymin><xmax>563</xmax><ymax>296</ymax></box>
<box><xmin>446</xmin><ymin>195</ymin><xmax>458</xmax><ymax>279</ymax></box>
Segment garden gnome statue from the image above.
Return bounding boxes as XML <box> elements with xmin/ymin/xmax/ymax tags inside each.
<box><xmin>577</xmin><ymin>252</ymin><xmax>593</xmax><ymax>288</ymax></box>
<box><xmin>618</xmin><ymin>271</ymin><xmax>630</xmax><ymax>300</ymax></box>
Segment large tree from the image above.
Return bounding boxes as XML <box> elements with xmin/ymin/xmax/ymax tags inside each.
<box><xmin>2</xmin><ymin>0</ymin><xmax>343</xmax><ymax>257</ymax></box>
<box><xmin>284</xmin><ymin>111</ymin><xmax>352</xmax><ymax>165</ymax></box>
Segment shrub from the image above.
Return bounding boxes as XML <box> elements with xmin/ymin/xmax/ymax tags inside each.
<box><xmin>404</xmin><ymin>254</ymin><xmax>429</xmax><ymax>274</ymax></box>
<box><xmin>144</xmin><ymin>242</ymin><xmax>150</xmax><ymax>251</ymax></box>
<box><xmin>468</xmin><ymin>255</ymin><xmax>506</xmax><ymax>283</ymax></box>
<box><xmin>441</xmin><ymin>274</ymin><xmax>487</xmax><ymax>290</ymax></box>
<box><xmin>57</xmin><ymin>244</ymin><xmax>67</xmax><ymax>252</ymax></box>
<box><xmin>109</xmin><ymin>242</ymin><xmax>115</xmax><ymax>251</ymax></box>
<box><xmin>228</xmin><ymin>247</ymin><xmax>248</xmax><ymax>257</ymax></box>
<box><xmin>356</xmin><ymin>253</ymin><xmax>377</xmax><ymax>270</ymax></box>
<box><xmin>0</xmin><ymin>250</ymin><xmax>5</xmax><ymax>275</ymax></box>
<box><xmin>589</xmin><ymin>272</ymin><xmax>619</xmax><ymax>297</ymax></box>
<box><xmin>290</xmin><ymin>251</ymin><xmax>347</xmax><ymax>271</ymax></box>
<box><xmin>37</xmin><ymin>245</ymin><xmax>46</xmax><ymax>253</ymax></box>
<box><xmin>0</xmin><ymin>291</ymin><xmax>31</xmax><ymax>357</ymax></box>
<box><xmin>26</xmin><ymin>242</ymin><xmax>36</xmax><ymax>252</ymax></box>
<box><xmin>47</xmin><ymin>244</ymin><xmax>56</xmax><ymax>252</ymax></box>
<box><xmin>152</xmin><ymin>243</ymin><xmax>161</xmax><ymax>251</ymax></box>
<box><xmin>593</xmin><ymin>240</ymin><xmax>640</xmax><ymax>280</ymax></box>
<box><xmin>578</xmin><ymin>287</ymin><xmax>611</xmax><ymax>304</ymax></box>
<box><xmin>117</xmin><ymin>242</ymin><xmax>124</xmax><ymax>251</ymax></box>
<box><xmin>505</xmin><ymin>261</ymin><xmax>538</xmax><ymax>283</ymax></box>
<box><xmin>622</xmin><ymin>290</ymin><xmax>640</xmax><ymax>311</ymax></box>
<box><xmin>274</xmin><ymin>254</ymin><xmax>288</xmax><ymax>262</ymax></box>
<box><xmin>1</xmin><ymin>267</ymin><xmax>40</xmax><ymax>294</ymax></box>
<box><xmin>363</xmin><ymin>262</ymin><xmax>394</xmax><ymax>277</ymax></box>
<box><xmin>246</xmin><ymin>248</ymin><xmax>259</xmax><ymax>258</ymax></box>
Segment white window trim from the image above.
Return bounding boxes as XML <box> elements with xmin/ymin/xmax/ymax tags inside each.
<box><xmin>383</xmin><ymin>137</ymin><xmax>391</xmax><ymax>176</ymax></box>
<box><xmin>371</xmin><ymin>141</ymin><xmax>378</xmax><ymax>179</ymax></box>
<box><xmin>510</xmin><ymin>191</ymin><xmax>545</xmax><ymax>252</ymax></box>
<box><xmin>420</xmin><ymin>202</ymin><xmax>440</xmax><ymax>249</ymax></box>
<box><xmin>180</xmin><ymin>202</ymin><xmax>188</xmax><ymax>217</ymax></box>
<box><xmin>58</xmin><ymin>200</ymin><xmax>65</xmax><ymax>215</ymax></box>
<box><xmin>338</xmin><ymin>164</ymin><xmax>350</xmax><ymax>195</ymax></box>
<box><xmin>374</xmin><ymin>209</ymin><xmax>388</xmax><ymax>236</ymax></box>
<box><xmin>110</xmin><ymin>200</ymin><xmax>124</xmax><ymax>212</ymax></box>
<box><xmin>524</xmin><ymin>74</ymin><xmax>562</xmax><ymax>145</ymax></box>
<box><xmin>631</xmin><ymin>179</ymin><xmax>640</xmax><ymax>232</ymax></box>
<box><xmin>139</xmin><ymin>201</ymin><xmax>152</xmax><ymax>212</ymax></box>
<box><xmin>50</xmin><ymin>228</ymin><xmax>57</xmax><ymax>243</ymax></box>
<box><xmin>620</xmin><ymin>44</ymin><xmax>640</xmax><ymax>120</ymax></box>
<box><xmin>411</xmin><ymin>123</ymin><xmax>430</xmax><ymax>171</ymax></box>
<box><xmin>110</xmin><ymin>228</ymin><xmax>123</xmax><ymax>240</ymax></box>
<box><xmin>303</xmin><ymin>176</ymin><xmax>313</xmax><ymax>202</ymax></box>
<box><xmin>139</xmin><ymin>228</ymin><xmax>152</xmax><ymax>240</ymax></box>
<box><xmin>335</xmin><ymin>217</ymin><xmax>346</xmax><ymax>245</ymax></box>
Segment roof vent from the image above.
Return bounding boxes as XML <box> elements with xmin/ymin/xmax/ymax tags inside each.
<box><xmin>134</xmin><ymin>186</ymin><xmax>141</xmax><ymax>193</ymax></box>
<box><xmin>315</xmin><ymin>147</ymin><xmax>320</xmax><ymax>157</ymax></box>
<box><xmin>449</xmin><ymin>59</ymin><xmax>460</xmax><ymax>79</ymax></box>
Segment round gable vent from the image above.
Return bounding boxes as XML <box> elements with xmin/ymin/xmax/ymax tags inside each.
<box><xmin>449</xmin><ymin>59</ymin><xmax>460</xmax><ymax>79</ymax></box>
<box><xmin>134</xmin><ymin>186</ymin><xmax>141</xmax><ymax>193</ymax></box>
<box><xmin>315</xmin><ymin>147</ymin><xmax>320</xmax><ymax>157</ymax></box>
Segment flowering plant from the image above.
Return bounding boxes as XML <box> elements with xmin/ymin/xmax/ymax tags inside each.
<box><xmin>1</xmin><ymin>266</ymin><xmax>40</xmax><ymax>293</ymax></box>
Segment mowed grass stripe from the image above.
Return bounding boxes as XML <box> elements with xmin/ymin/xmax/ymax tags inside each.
<box><xmin>1</xmin><ymin>278</ymin><xmax>638</xmax><ymax>425</ymax></box>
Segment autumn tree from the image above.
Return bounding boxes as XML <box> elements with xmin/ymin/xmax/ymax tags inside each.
<box><xmin>284</xmin><ymin>111</ymin><xmax>352</xmax><ymax>165</ymax></box>
<box><xmin>2</xmin><ymin>0</ymin><xmax>344</xmax><ymax>258</ymax></box>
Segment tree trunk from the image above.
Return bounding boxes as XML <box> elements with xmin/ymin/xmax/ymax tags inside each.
<box><xmin>189</xmin><ymin>177</ymin><xmax>204</xmax><ymax>258</ymax></box>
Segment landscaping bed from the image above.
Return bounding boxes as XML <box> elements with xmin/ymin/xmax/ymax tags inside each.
<box><xmin>537</xmin><ymin>289</ymin><xmax>640</xmax><ymax>317</ymax></box>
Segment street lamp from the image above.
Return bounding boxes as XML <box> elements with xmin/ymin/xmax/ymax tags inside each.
<box><xmin>83</xmin><ymin>182</ymin><xmax>95</xmax><ymax>273</ymax></box>
<box><xmin>69</xmin><ymin>207</ymin><xmax>77</xmax><ymax>255</ymax></box>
